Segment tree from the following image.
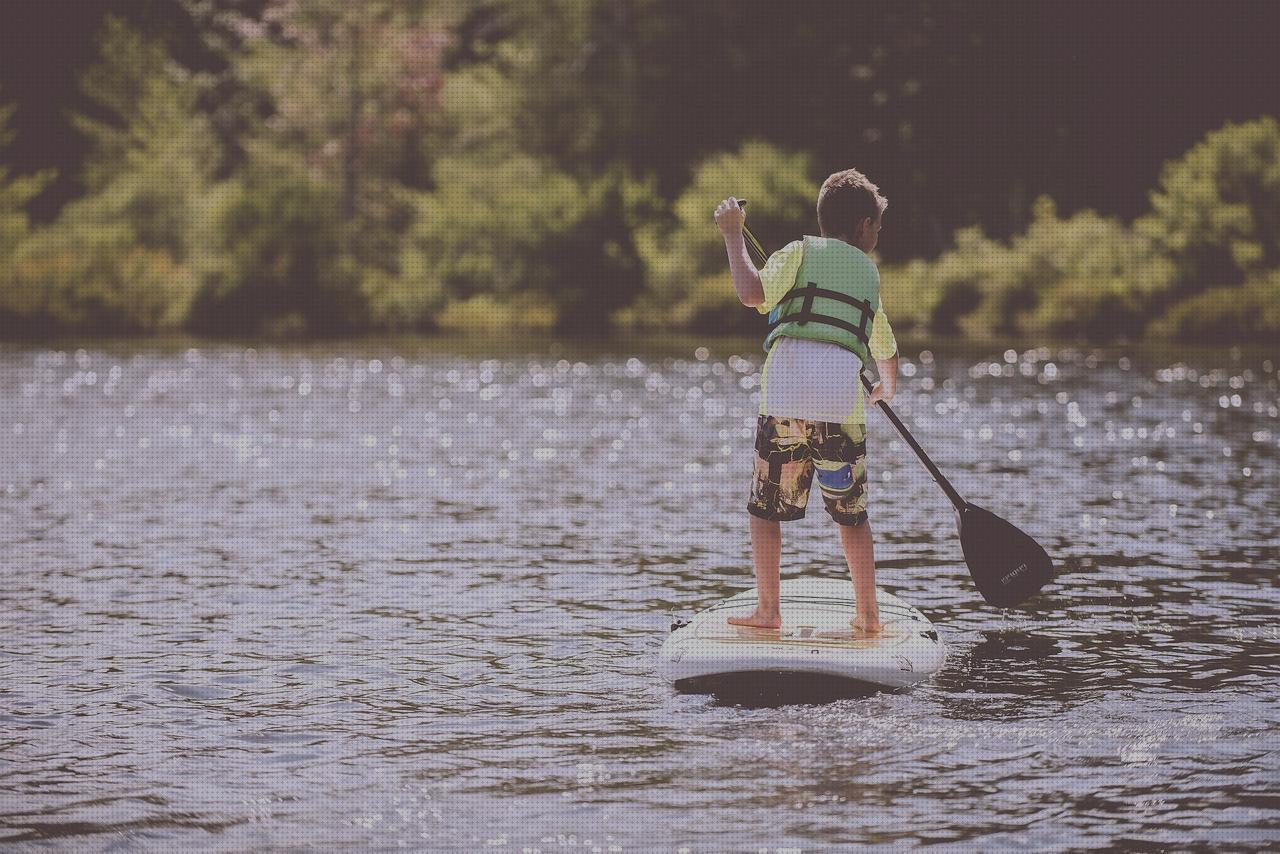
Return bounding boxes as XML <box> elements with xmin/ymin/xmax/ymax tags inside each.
<box><xmin>182</xmin><ymin>0</ymin><xmax>455</xmax><ymax>333</ymax></box>
<box><xmin>0</xmin><ymin>23</ymin><xmax>207</xmax><ymax>335</ymax></box>
<box><xmin>0</xmin><ymin>94</ymin><xmax>54</xmax><ymax>262</ymax></box>
<box><xmin>0</xmin><ymin>93</ymin><xmax>57</xmax><ymax>332</ymax></box>
<box><xmin>232</xmin><ymin>0</ymin><xmax>450</xmax><ymax>213</ymax></box>
<box><xmin>1138</xmin><ymin>116</ymin><xmax>1280</xmax><ymax>296</ymax></box>
<box><xmin>620</xmin><ymin>141</ymin><xmax>817</xmax><ymax>333</ymax></box>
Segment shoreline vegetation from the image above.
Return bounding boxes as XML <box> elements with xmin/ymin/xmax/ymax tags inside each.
<box><xmin>1</xmin><ymin>7</ymin><xmax>1277</xmax><ymax>346</ymax></box>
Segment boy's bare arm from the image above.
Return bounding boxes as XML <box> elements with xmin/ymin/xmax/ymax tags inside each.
<box><xmin>714</xmin><ymin>197</ymin><xmax>765</xmax><ymax>307</ymax></box>
<box><xmin>869</xmin><ymin>354</ymin><xmax>899</xmax><ymax>406</ymax></box>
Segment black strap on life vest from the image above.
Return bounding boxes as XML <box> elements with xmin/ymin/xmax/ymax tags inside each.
<box><xmin>768</xmin><ymin>281</ymin><xmax>874</xmax><ymax>345</ymax></box>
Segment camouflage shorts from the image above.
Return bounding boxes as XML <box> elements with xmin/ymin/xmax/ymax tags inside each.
<box><xmin>747</xmin><ymin>415</ymin><xmax>869</xmax><ymax>526</ymax></box>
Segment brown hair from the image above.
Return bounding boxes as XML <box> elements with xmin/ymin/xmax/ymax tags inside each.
<box><xmin>817</xmin><ymin>168</ymin><xmax>887</xmax><ymax>237</ymax></box>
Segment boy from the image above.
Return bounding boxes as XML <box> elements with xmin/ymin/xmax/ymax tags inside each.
<box><xmin>713</xmin><ymin>169</ymin><xmax>899</xmax><ymax>635</ymax></box>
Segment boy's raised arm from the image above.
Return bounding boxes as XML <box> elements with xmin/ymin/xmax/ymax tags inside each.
<box><xmin>715</xmin><ymin>198</ymin><xmax>765</xmax><ymax>307</ymax></box>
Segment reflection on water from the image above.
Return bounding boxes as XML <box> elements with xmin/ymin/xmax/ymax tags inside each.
<box><xmin>1</xmin><ymin>339</ymin><xmax>1277</xmax><ymax>849</ymax></box>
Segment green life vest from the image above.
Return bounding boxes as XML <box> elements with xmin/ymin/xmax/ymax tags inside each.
<box><xmin>764</xmin><ymin>235</ymin><xmax>880</xmax><ymax>363</ymax></box>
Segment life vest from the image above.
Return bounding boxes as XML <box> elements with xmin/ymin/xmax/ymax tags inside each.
<box><xmin>764</xmin><ymin>235</ymin><xmax>880</xmax><ymax>364</ymax></box>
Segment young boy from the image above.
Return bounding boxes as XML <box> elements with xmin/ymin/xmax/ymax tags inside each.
<box><xmin>713</xmin><ymin>169</ymin><xmax>899</xmax><ymax>635</ymax></box>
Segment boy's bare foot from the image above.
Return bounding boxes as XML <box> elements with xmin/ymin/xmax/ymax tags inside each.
<box><xmin>728</xmin><ymin>610</ymin><xmax>782</xmax><ymax>629</ymax></box>
<box><xmin>850</xmin><ymin>615</ymin><xmax>882</xmax><ymax>636</ymax></box>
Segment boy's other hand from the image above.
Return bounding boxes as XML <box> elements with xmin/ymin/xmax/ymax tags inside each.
<box><xmin>714</xmin><ymin>197</ymin><xmax>745</xmax><ymax>237</ymax></box>
<box><xmin>868</xmin><ymin>382</ymin><xmax>893</xmax><ymax>407</ymax></box>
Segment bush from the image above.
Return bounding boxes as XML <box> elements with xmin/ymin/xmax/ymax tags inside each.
<box><xmin>1138</xmin><ymin>116</ymin><xmax>1280</xmax><ymax>293</ymax></box>
<box><xmin>403</xmin><ymin>154</ymin><xmax>649</xmax><ymax>332</ymax></box>
<box><xmin>882</xmin><ymin>198</ymin><xmax>1176</xmax><ymax>341</ymax></box>
<box><xmin>436</xmin><ymin>292</ymin><xmax>557</xmax><ymax>335</ymax></box>
<box><xmin>878</xmin><ymin>118</ymin><xmax>1280</xmax><ymax>343</ymax></box>
<box><xmin>1</xmin><ymin>233</ymin><xmax>196</xmax><ymax>334</ymax></box>
<box><xmin>1149</xmin><ymin>268</ymin><xmax>1280</xmax><ymax>343</ymax></box>
<box><xmin>188</xmin><ymin>151</ymin><xmax>366</xmax><ymax>336</ymax></box>
<box><xmin>625</xmin><ymin>141</ymin><xmax>817</xmax><ymax>332</ymax></box>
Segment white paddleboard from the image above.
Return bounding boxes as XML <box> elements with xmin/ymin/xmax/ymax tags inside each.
<box><xmin>660</xmin><ymin>577</ymin><xmax>946</xmax><ymax>691</ymax></box>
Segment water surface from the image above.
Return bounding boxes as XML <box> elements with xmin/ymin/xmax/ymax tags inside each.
<box><xmin>2</xmin><ymin>338</ymin><xmax>1277</xmax><ymax>850</ymax></box>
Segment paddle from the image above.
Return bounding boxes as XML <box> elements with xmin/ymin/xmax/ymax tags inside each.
<box><xmin>736</xmin><ymin>201</ymin><xmax>1054</xmax><ymax>607</ymax></box>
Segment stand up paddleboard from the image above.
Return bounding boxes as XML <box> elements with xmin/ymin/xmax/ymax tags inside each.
<box><xmin>660</xmin><ymin>578</ymin><xmax>946</xmax><ymax>693</ymax></box>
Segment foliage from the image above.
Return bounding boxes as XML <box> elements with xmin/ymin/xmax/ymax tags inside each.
<box><xmin>2</xmin><ymin>234</ymin><xmax>196</xmax><ymax>334</ymax></box>
<box><xmin>1149</xmin><ymin>268</ymin><xmax>1280</xmax><ymax>343</ymax></box>
<box><xmin>1</xmin><ymin>4</ymin><xmax>1277</xmax><ymax>343</ymax></box>
<box><xmin>391</xmin><ymin>154</ymin><xmax>650</xmax><ymax>332</ymax></box>
<box><xmin>188</xmin><ymin>142</ymin><xmax>364</xmax><ymax>335</ymax></box>
<box><xmin>1137</xmin><ymin>116</ymin><xmax>1280</xmax><ymax>293</ymax></box>
<box><xmin>0</xmin><ymin>96</ymin><xmax>54</xmax><ymax>264</ymax></box>
<box><xmin>621</xmin><ymin>141</ymin><xmax>817</xmax><ymax>333</ymax></box>
<box><xmin>885</xmin><ymin>198</ymin><xmax>1176</xmax><ymax>341</ymax></box>
<box><xmin>878</xmin><ymin>119</ymin><xmax>1279</xmax><ymax>343</ymax></box>
<box><xmin>1</xmin><ymin>47</ymin><xmax>207</xmax><ymax>334</ymax></box>
<box><xmin>182</xmin><ymin>0</ymin><xmax>457</xmax><ymax>333</ymax></box>
<box><xmin>70</xmin><ymin>16</ymin><xmax>179</xmax><ymax>193</ymax></box>
<box><xmin>233</xmin><ymin>0</ymin><xmax>451</xmax><ymax>199</ymax></box>
<box><xmin>436</xmin><ymin>292</ymin><xmax>558</xmax><ymax>335</ymax></box>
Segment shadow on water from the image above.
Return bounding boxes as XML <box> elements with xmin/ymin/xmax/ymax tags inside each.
<box><xmin>966</xmin><ymin>629</ymin><xmax>1062</xmax><ymax>668</ymax></box>
<box><xmin>675</xmin><ymin>672</ymin><xmax>884</xmax><ymax>709</ymax></box>
<box><xmin>933</xmin><ymin>629</ymin><xmax>1100</xmax><ymax>718</ymax></box>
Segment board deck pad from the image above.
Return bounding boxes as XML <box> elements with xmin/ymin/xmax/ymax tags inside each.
<box><xmin>694</xmin><ymin>618</ymin><xmax>917</xmax><ymax>649</ymax></box>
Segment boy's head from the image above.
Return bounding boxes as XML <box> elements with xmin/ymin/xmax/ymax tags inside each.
<box><xmin>817</xmin><ymin>168</ymin><xmax>887</xmax><ymax>253</ymax></box>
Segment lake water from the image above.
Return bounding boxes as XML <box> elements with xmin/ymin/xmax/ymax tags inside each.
<box><xmin>2</xmin><ymin>337</ymin><xmax>1277</xmax><ymax>851</ymax></box>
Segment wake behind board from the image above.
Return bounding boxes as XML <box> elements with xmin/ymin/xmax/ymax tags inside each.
<box><xmin>660</xmin><ymin>578</ymin><xmax>946</xmax><ymax>693</ymax></box>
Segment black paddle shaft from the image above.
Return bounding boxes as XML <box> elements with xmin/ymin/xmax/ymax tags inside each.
<box><xmin>736</xmin><ymin>209</ymin><xmax>1054</xmax><ymax>607</ymax></box>
<box><xmin>856</xmin><ymin>373</ymin><xmax>965</xmax><ymax>512</ymax></box>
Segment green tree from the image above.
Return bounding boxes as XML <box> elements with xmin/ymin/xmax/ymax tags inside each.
<box><xmin>621</xmin><ymin>141</ymin><xmax>817</xmax><ymax>332</ymax></box>
<box><xmin>382</xmin><ymin>0</ymin><xmax>658</xmax><ymax>333</ymax></box>
<box><xmin>233</xmin><ymin>0</ymin><xmax>450</xmax><ymax>212</ymax></box>
<box><xmin>0</xmin><ymin>22</ymin><xmax>208</xmax><ymax>334</ymax></box>
<box><xmin>0</xmin><ymin>95</ymin><xmax>57</xmax><ymax>332</ymax></box>
<box><xmin>884</xmin><ymin>197</ymin><xmax>1176</xmax><ymax>342</ymax></box>
<box><xmin>389</xmin><ymin>153</ymin><xmax>654</xmax><ymax>332</ymax></box>
<box><xmin>1138</xmin><ymin>116</ymin><xmax>1280</xmax><ymax>294</ymax></box>
<box><xmin>1149</xmin><ymin>268</ymin><xmax>1280</xmax><ymax>343</ymax></box>
<box><xmin>0</xmin><ymin>96</ymin><xmax>54</xmax><ymax>262</ymax></box>
<box><xmin>188</xmin><ymin>143</ymin><xmax>361</xmax><ymax>335</ymax></box>
<box><xmin>198</xmin><ymin>0</ymin><xmax>455</xmax><ymax>332</ymax></box>
<box><xmin>67</xmin><ymin>17</ymin><xmax>224</xmax><ymax>261</ymax></box>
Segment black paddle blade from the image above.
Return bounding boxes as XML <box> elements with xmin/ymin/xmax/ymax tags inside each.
<box><xmin>957</xmin><ymin>503</ymin><xmax>1054</xmax><ymax>607</ymax></box>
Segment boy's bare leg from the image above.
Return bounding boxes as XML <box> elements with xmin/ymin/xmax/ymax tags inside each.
<box><xmin>728</xmin><ymin>515</ymin><xmax>783</xmax><ymax>628</ymax></box>
<box><xmin>839</xmin><ymin>520</ymin><xmax>882</xmax><ymax>635</ymax></box>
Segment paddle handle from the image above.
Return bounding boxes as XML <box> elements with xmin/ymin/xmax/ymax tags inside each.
<box><xmin>859</xmin><ymin>373</ymin><xmax>967</xmax><ymax>512</ymax></box>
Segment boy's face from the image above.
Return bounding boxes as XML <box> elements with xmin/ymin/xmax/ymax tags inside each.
<box><xmin>854</xmin><ymin>215</ymin><xmax>883</xmax><ymax>254</ymax></box>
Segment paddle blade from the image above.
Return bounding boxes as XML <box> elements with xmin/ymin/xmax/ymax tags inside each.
<box><xmin>957</xmin><ymin>503</ymin><xmax>1054</xmax><ymax>607</ymax></box>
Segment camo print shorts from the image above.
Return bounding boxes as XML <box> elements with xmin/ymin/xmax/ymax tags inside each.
<box><xmin>747</xmin><ymin>415</ymin><xmax>869</xmax><ymax>525</ymax></box>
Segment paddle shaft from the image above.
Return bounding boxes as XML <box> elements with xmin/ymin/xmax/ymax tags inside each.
<box><xmin>856</xmin><ymin>374</ymin><xmax>966</xmax><ymax>512</ymax></box>
<box><xmin>739</xmin><ymin>214</ymin><xmax>967</xmax><ymax>512</ymax></box>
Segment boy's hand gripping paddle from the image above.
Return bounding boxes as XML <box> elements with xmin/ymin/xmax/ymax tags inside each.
<box><xmin>737</xmin><ymin>202</ymin><xmax>1054</xmax><ymax>607</ymax></box>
